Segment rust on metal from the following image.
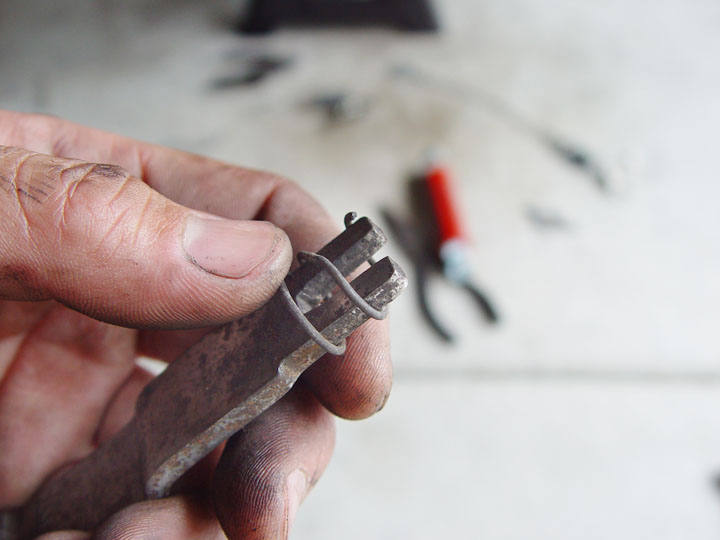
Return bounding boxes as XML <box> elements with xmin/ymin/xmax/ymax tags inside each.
<box><xmin>1</xmin><ymin>215</ymin><xmax>407</xmax><ymax>539</ymax></box>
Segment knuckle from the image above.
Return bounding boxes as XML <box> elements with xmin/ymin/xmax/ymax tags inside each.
<box><xmin>0</xmin><ymin>148</ymin><xmax>54</xmax><ymax>231</ymax></box>
<box><xmin>0</xmin><ymin>147</ymin><xmax>134</xmax><ymax>218</ymax></box>
<box><xmin>12</xmin><ymin>157</ymin><xmax>143</xmax><ymax>256</ymax></box>
<box><xmin>185</xmin><ymin>164</ymin><xmax>290</xmax><ymax>218</ymax></box>
<box><xmin>55</xmin><ymin>163</ymin><xmax>146</xmax><ymax>249</ymax></box>
<box><xmin>59</xmin><ymin>161</ymin><xmax>130</xmax><ymax>205</ymax></box>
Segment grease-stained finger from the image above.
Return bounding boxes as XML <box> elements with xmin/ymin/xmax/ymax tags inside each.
<box><xmin>213</xmin><ymin>386</ymin><xmax>334</xmax><ymax>540</ymax></box>
<box><xmin>0</xmin><ymin>145</ymin><xmax>292</xmax><ymax>328</ymax></box>
<box><xmin>0</xmin><ymin>111</ymin><xmax>393</xmax><ymax>421</ymax></box>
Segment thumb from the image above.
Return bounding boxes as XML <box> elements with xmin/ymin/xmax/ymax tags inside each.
<box><xmin>0</xmin><ymin>146</ymin><xmax>292</xmax><ymax>328</ymax></box>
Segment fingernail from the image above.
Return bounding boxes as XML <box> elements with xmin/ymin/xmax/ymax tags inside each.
<box><xmin>183</xmin><ymin>216</ymin><xmax>279</xmax><ymax>278</ymax></box>
<box><xmin>286</xmin><ymin>469</ymin><xmax>309</xmax><ymax>531</ymax></box>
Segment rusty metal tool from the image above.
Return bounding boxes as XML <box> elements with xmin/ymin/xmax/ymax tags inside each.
<box><xmin>1</xmin><ymin>213</ymin><xmax>406</xmax><ymax>540</ymax></box>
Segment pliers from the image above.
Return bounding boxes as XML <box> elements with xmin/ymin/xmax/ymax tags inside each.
<box><xmin>383</xmin><ymin>158</ymin><xmax>498</xmax><ymax>342</ymax></box>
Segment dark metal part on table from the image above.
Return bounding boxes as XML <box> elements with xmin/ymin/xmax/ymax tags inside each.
<box><xmin>0</xmin><ymin>214</ymin><xmax>407</xmax><ymax>540</ymax></box>
<box><xmin>307</xmin><ymin>93</ymin><xmax>373</xmax><ymax>124</ymax></box>
<box><xmin>239</xmin><ymin>0</ymin><xmax>439</xmax><ymax>33</ymax></box>
<box><xmin>212</xmin><ymin>55</ymin><xmax>292</xmax><ymax>89</ymax></box>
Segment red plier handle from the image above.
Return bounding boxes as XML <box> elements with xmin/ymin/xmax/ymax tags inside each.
<box><xmin>426</xmin><ymin>163</ymin><xmax>466</xmax><ymax>247</ymax></box>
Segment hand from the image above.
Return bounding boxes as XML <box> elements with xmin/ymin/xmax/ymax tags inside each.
<box><xmin>0</xmin><ymin>111</ymin><xmax>391</xmax><ymax>539</ymax></box>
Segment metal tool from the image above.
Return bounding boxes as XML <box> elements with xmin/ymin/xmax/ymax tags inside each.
<box><xmin>424</xmin><ymin>157</ymin><xmax>498</xmax><ymax>324</ymax></box>
<box><xmin>0</xmin><ymin>213</ymin><xmax>407</xmax><ymax>540</ymax></box>
<box><xmin>383</xmin><ymin>158</ymin><xmax>498</xmax><ymax>343</ymax></box>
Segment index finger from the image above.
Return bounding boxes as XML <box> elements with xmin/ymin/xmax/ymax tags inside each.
<box><xmin>0</xmin><ymin>111</ymin><xmax>336</xmax><ymax>249</ymax></box>
<box><xmin>0</xmin><ymin>110</ymin><xmax>392</xmax><ymax>420</ymax></box>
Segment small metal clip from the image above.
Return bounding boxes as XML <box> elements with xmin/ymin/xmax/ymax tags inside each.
<box><xmin>280</xmin><ymin>250</ymin><xmax>388</xmax><ymax>356</ymax></box>
<box><xmin>296</xmin><ymin>251</ymin><xmax>388</xmax><ymax>320</ymax></box>
<box><xmin>8</xmin><ymin>214</ymin><xmax>406</xmax><ymax>540</ymax></box>
<box><xmin>279</xmin><ymin>281</ymin><xmax>347</xmax><ymax>356</ymax></box>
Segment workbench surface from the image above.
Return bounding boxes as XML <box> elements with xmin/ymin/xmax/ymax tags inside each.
<box><xmin>2</xmin><ymin>0</ymin><xmax>719</xmax><ymax>537</ymax></box>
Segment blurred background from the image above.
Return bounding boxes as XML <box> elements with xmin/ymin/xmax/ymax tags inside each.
<box><xmin>2</xmin><ymin>0</ymin><xmax>720</xmax><ymax>538</ymax></box>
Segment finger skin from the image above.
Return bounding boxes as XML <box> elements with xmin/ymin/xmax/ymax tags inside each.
<box><xmin>0</xmin><ymin>112</ymin><xmax>395</xmax><ymax>540</ymax></box>
<box><xmin>36</xmin><ymin>532</ymin><xmax>90</xmax><ymax>540</ymax></box>
<box><xmin>93</xmin><ymin>496</ymin><xmax>225</xmax><ymax>540</ymax></box>
<box><xmin>304</xmin><ymin>318</ymin><xmax>393</xmax><ymax>420</ymax></box>
<box><xmin>0</xmin><ymin>110</ymin><xmax>393</xmax><ymax>421</ymax></box>
<box><xmin>0</xmin><ymin>145</ymin><xmax>292</xmax><ymax>328</ymax></box>
<box><xmin>0</xmin><ymin>306</ymin><xmax>136</xmax><ymax>506</ymax></box>
<box><xmin>213</xmin><ymin>387</ymin><xmax>335</xmax><ymax>540</ymax></box>
<box><xmin>0</xmin><ymin>300</ymin><xmax>54</xmax><ymax>375</ymax></box>
<box><xmin>93</xmin><ymin>365</ymin><xmax>155</xmax><ymax>446</ymax></box>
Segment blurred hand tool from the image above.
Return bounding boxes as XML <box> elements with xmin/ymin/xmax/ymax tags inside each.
<box><xmin>383</xmin><ymin>156</ymin><xmax>498</xmax><ymax>342</ymax></box>
<box><xmin>212</xmin><ymin>54</ymin><xmax>292</xmax><ymax>89</ymax></box>
<box><xmin>2</xmin><ymin>214</ymin><xmax>406</xmax><ymax>540</ymax></box>
<box><xmin>307</xmin><ymin>92</ymin><xmax>373</xmax><ymax>124</ymax></box>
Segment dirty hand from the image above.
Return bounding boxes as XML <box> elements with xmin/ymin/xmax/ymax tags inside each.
<box><xmin>0</xmin><ymin>111</ymin><xmax>391</xmax><ymax>539</ymax></box>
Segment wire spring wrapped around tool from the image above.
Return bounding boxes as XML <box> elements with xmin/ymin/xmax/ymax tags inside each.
<box><xmin>280</xmin><ymin>250</ymin><xmax>389</xmax><ymax>356</ymax></box>
<box><xmin>4</xmin><ymin>213</ymin><xmax>407</xmax><ymax>540</ymax></box>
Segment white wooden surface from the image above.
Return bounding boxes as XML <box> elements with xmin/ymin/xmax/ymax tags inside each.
<box><xmin>2</xmin><ymin>0</ymin><xmax>719</xmax><ymax>537</ymax></box>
